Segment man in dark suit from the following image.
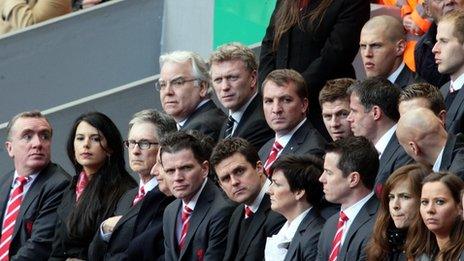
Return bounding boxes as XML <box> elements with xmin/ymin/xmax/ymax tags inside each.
<box><xmin>347</xmin><ymin>77</ymin><xmax>412</xmax><ymax>186</ymax></box>
<box><xmin>210</xmin><ymin>43</ymin><xmax>273</xmax><ymax>150</ymax></box>
<box><xmin>88</xmin><ymin>109</ymin><xmax>176</xmax><ymax>260</ymax></box>
<box><xmin>156</xmin><ymin>50</ymin><xmax>226</xmax><ymax>141</ymax></box>
<box><xmin>258</xmin><ymin>69</ymin><xmax>326</xmax><ymax>174</ymax></box>
<box><xmin>397</xmin><ymin>108</ymin><xmax>464</xmax><ymax>179</ymax></box>
<box><xmin>210</xmin><ymin>138</ymin><xmax>285</xmax><ymax>261</ymax></box>
<box><xmin>160</xmin><ymin>131</ymin><xmax>235</xmax><ymax>261</ymax></box>
<box><xmin>317</xmin><ymin>136</ymin><xmax>379</xmax><ymax>261</ymax></box>
<box><xmin>319</xmin><ymin>78</ymin><xmax>355</xmax><ymax>141</ymax></box>
<box><xmin>0</xmin><ymin>111</ymin><xmax>71</xmax><ymax>260</ymax></box>
<box><xmin>398</xmin><ymin>82</ymin><xmax>447</xmax><ymax>125</ymax></box>
<box><xmin>360</xmin><ymin>15</ymin><xmax>421</xmax><ymax>89</ymax></box>
<box><xmin>434</xmin><ymin>11</ymin><xmax>464</xmax><ymax>135</ymax></box>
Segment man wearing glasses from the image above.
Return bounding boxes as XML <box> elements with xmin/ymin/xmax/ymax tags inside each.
<box><xmin>156</xmin><ymin>50</ymin><xmax>226</xmax><ymax>142</ymax></box>
<box><xmin>89</xmin><ymin>109</ymin><xmax>176</xmax><ymax>260</ymax></box>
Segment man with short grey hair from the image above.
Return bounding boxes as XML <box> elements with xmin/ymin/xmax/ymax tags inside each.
<box><xmin>157</xmin><ymin>50</ymin><xmax>226</xmax><ymax>141</ymax></box>
<box><xmin>0</xmin><ymin>111</ymin><xmax>71</xmax><ymax>260</ymax></box>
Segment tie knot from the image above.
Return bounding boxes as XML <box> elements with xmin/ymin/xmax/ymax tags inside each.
<box><xmin>244</xmin><ymin>206</ymin><xmax>253</xmax><ymax>218</ymax></box>
<box><xmin>139</xmin><ymin>186</ymin><xmax>145</xmax><ymax>196</ymax></box>
<box><xmin>227</xmin><ymin>116</ymin><xmax>235</xmax><ymax>125</ymax></box>
<box><xmin>339</xmin><ymin>211</ymin><xmax>348</xmax><ymax>222</ymax></box>
<box><xmin>272</xmin><ymin>141</ymin><xmax>283</xmax><ymax>151</ymax></box>
<box><xmin>183</xmin><ymin>205</ymin><xmax>192</xmax><ymax>215</ymax></box>
<box><xmin>16</xmin><ymin>176</ymin><xmax>28</xmax><ymax>185</ymax></box>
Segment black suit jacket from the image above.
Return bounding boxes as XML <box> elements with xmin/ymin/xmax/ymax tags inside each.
<box><xmin>258</xmin><ymin>120</ymin><xmax>326</xmax><ymax>164</ymax></box>
<box><xmin>163</xmin><ymin>180</ymin><xmax>235</xmax><ymax>261</ymax></box>
<box><xmin>375</xmin><ymin>134</ymin><xmax>413</xmax><ymax>185</ymax></box>
<box><xmin>440</xmin><ymin>133</ymin><xmax>464</xmax><ymax>179</ymax></box>
<box><xmin>0</xmin><ymin>163</ymin><xmax>70</xmax><ymax>260</ymax></box>
<box><xmin>317</xmin><ymin>195</ymin><xmax>379</xmax><ymax>261</ymax></box>
<box><xmin>394</xmin><ymin>65</ymin><xmax>422</xmax><ymax>90</ymax></box>
<box><xmin>123</xmin><ymin>187</ymin><xmax>175</xmax><ymax>261</ymax></box>
<box><xmin>219</xmin><ymin>95</ymin><xmax>273</xmax><ymax>151</ymax></box>
<box><xmin>181</xmin><ymin>100</ymin><xmax>227</xmax><ymax>142</ymax></box>
<box><xmin>284</xmin><ymin>208</ymin><xmax>325</xmax><ymax>261</ymax></box>
<box><xmin>441</xmin><ymin>82</ymin><xmax>464</xmax><ymax>135</ymax></box>
<box><xmin>223</xmin><ymin>194</ymin><xmax>285</xmax><ymax>261</ymax></box>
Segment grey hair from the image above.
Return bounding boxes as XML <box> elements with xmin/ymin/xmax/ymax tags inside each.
<box><xmin>159</xmin><ymin>51</ymin><xmax>212</xmax><ymax>97</ymax></box>
<box><xmin>128</xmin><ymin>109</ymin><xmax>177</xmax><ymax>139</ymax></box>
<box><xmin>6</xmin><ymin>110</ymin><xmax>52</xmax><ymax>141</ymax></box>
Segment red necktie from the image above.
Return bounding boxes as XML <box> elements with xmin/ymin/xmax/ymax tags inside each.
<box><xmin>178</xmin><ymin>205</ymin><xmax>192</xmax><ymax>250</ymax></box>
<box><xmin>264</xmin><ymin>141</ymin><xmax>283</xmax><ymax>175</ymax></box>
<box><xmin>0</xmin><ymin>177</ymin><xmax>29</xmax><ymax>260</ymax></box>
<box><xmin>75</xmin><ymin>171</ymin><xmax>89</xmax><ymax>202</ymax></box>
<box><xmin>132</xmin><ymin>186</ymin><xmax>145</xmax><ymax>206</ymax></box>
<box><xmin>328</xmin><ymin>211</ymin><xmax>349</xmax><ymax>261</ymax></box>
<box><xmin>244</xmin><ymin>206</ymin><xmax>253</xmax><ymax>219</ymax></box>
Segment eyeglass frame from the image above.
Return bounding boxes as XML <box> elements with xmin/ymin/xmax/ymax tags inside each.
<box><xmin>123</xmin><ymin>139</ymin><xmax>159</xmax><ymax>150</ymax></box>
<box><xmin>154</xmin><ymin>76</ymin><xmax>200</xmax><ymax>92</ymax></box>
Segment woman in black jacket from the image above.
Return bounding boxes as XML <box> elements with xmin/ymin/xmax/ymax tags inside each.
<box><xmin>49</xmin><ymin>112</ymin><xmax>136</xmax><ymax>260</ymax></box>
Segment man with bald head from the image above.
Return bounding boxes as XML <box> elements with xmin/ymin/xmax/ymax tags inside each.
<box><xmin>360</xmin><ymin>15</ymin><xmax>421</xmax><ymax>89</ymax></box>
<box><xmin>397</xmin><ymin>108</ymin><xmax>464</xmax><ymax>178</ymax></box>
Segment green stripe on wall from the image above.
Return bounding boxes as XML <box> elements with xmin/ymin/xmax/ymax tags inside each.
<box><xmin>213</xmin><ymin>0</ymin><xmax>276</xmax><ymax>48</ymax></box>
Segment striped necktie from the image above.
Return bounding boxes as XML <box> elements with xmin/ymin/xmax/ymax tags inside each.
<box><xmin>328</xmin><ymin>211</ymin><xmax>349</xmax><ymax>261</ymax></box>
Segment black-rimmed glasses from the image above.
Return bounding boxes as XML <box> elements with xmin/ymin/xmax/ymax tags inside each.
<box><xmin>123</xmin><ymin>140</ymin><xmax>159</xmax><ymax>150</ymax></box>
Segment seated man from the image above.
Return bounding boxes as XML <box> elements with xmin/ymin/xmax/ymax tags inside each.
<box><xmin>317</xmin><ymin>136</ymin><xmax>379</xmax><ymax>261</ymax></box>
<box><xmin>360</xmin><ymin>15</ymin><xmax>421</xmax><ymax>89</ymax></box>
<box><xmin>210</xmin><ymin>138</ymin><xmax>285</xmax><ymax>261</ymax></box>
<box><xmin>0</xmin><ymin>111</ymin><xmax>71</xmax><ymax>259</ymax></box>
<box><xmin>398</xmin><ymin>82</ymin><xmax>447</xmax><ymax>124</ymax></box>
<box><xmin>210</xmin><ymin>42</ymin><xmax>273</xmax><ymax>150</ymax></box>
<box><xmin>259</xmin><ymin>69</ymin><xmax>326</xmax><ymax>175</ymax></box>
<box><xmin>156</xmin><ymin>50</ymin><xmax>226</xmax><ymax>141</ymax></box>
<box><xmin>88</xmin><ymin>109</ymin><xmax>176</xmax><ymax>260</ymax></box>
<box><xmin>161</xmin><ymin>131</ymin><xmax>235</xmax><ymax>261</ymax></box>
<box><xmin>397</xmin><ymin>108</ymin><xmax>464</xmax><ymax>179</ymax></box>
<box><xmin>319</xmin><ymin>78</ymin><xmax>355</xmax><ymax>141</ymax></box>
<box><xmin>0</xmin><ymin>0</ymin><xmax>71</xmax><ymax>34</ymax></box>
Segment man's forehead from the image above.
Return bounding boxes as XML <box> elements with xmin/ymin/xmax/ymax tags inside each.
<box><xmin>128</xmin><ymin>122</ymin><xmax>157</xmax><ymax>139</ymax></box>
<box><xmin>11</xmin><ymin>117</ymin><xmax>51</xmax><ymax>132</ymax></box>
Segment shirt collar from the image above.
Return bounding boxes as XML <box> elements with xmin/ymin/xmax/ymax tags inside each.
<box><xmin>432</xmin><ymin>146</ymin><xmax>445</xmax><ymax>172</ymax></box>
<box><xmin>375</xmin><ymin>124</ymin><xmax>397</xmax><ymax>158</ymax></box>
<box><xmin>229</xmin><ymin>92</ymin><xmax>258</xmax><ymax>123</ymax></box>
<box><xmin>139</xmin><ymin>176</ymin><xmax>158</xmax><ymax>193</ymax></box>
<box><xmin>276</xmin><ymin>118</ymin><xmax>307</xmax><ymax>148</ymax></box>
<box><xmin>183</xmin><ymin>178</ymin><xmax>208</xmax><ymax>211</ymax></box>
<box><xmin>13</xmin><ymin>170</ymin><xmax>39</xmax><ymax>184</ymax></box>
<box><xmin>245</xmin><ymin>178</ymin><xmax>271</xmax><ymax>213</ymax></box>
<box><xmin>342</xmin><ymin>191</ymin><xmax>374</xmax><ymax>216</ymax></box>
<box><xmin>451</xmin><ymin>73</ymin><xmax>464</xmax><ymax>91</ymax></box>
<box><xmin>388</xmin><ymin>62</ymin><xmax>405</xmax><ymax>84</ymax></box>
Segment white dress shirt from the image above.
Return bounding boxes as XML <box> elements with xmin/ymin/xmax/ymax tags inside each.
<box><xmin>387</xmin><ymin>62</ymin><xmax>405</xmax><ymax>84</ymax></box>
<box><xmin>375</xmin><ymin>124</ymin><xmax>397</xmax><ymax>159</ymax></box>
<box><xmin>275</xmin><ymin>118</ymin><xmax>307</xmax><ymax>158</ymax></box>
<box><xmin>228</xmin><ymin>92</ymin><xmax>258</xmax><ymax>135</ymax></box>
<box><xmin>340</xmin><ymin>191</ymin><xmax>374</xmax><ymax>245</ymax></box>
<box><xmin>432</xmin><ymin>147</ymin><xmax>445</xmax><ymax>172</ymax></box>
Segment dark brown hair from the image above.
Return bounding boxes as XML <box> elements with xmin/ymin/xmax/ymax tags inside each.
<box><xmin>319</xmin><ymin>78</ymin><xmax>356</xmax><ymax>106</ymax></box>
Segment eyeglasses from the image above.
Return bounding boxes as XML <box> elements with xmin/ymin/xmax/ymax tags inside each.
<box><xmin>123</xmin><ymin>140</ymin><xmax>159</xmax><ymax>150</ymax></box>
<box><xmin>155</xmin><ymin>77</ymin><xmax>199</xmax><ymax>91</ymax></box>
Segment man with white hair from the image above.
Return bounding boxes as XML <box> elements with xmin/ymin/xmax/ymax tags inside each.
<box><xmin>157</xmin><ymin>51</ymin><xmax>226</xmax><ymax>141</ymax></box>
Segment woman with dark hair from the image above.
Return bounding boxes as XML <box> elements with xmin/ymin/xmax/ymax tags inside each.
<box><xmin>406</xmin><ymin>172</ymin><xmax>464</xmax><ymax>261</ymax></box>
<box><xmin>50</xmin><ymin>112</ymin><xmax>136</xmax><ymax>260</ymax></box>
<box><xmin>258</xmin><ymin>0</ymin><xmax>369</xmax><ymax>136</ymax></box>
<box><xmin>264</xmin><ymin>154</ymin><xmax>325</xmax><ymax>261</ymax></box>
<box><xmin>367</xmin><ymin>164</ymin><xmax>430</xmax><ymax>261</ymax></box>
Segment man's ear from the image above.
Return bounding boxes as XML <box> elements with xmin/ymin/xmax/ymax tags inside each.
<box><xmin>348</xmin><ymin>171</ymin><xmax>361</xmax><ymax>188</ymax></box>
<box><xmin>372</xmin><ymin>105</ymin><xmax>382</xmax><ymax>121</ymax></box>
<box><xmin>5</xmin><ymin>141</ymin><xmax>13</xmax><ymax>158</ymax></box>
<box><xmin>396</xmin><ymin>39</ymin><xmax>406</xmax><ymax>56</ymax></box>
<box><xmin>201</xmin><ymin>160</ymin><xmax>210</xmax><ymax>178</ymax></box>
<box><xmin>199</xmin><ymin>81</ymin><xmax>209</xmax><ymax>99</ymax></box>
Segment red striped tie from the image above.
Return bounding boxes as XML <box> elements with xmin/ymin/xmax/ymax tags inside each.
<box><xmin>328</xmin><ymin>211</ymin><xmax>348</xmax><ymax>261</ymax></box>
<box><xmin>178</xmin><ymin>205</ymin><xmax>192</xmax><ymax>250</ymax></box>
<box><xmin>264</xmin><ymin>141</ymin><xmax>283</xmax><ymax>176</ymax></box>
<box><xmin>0</xmin><ymin>177</ymin><xmax>28</xmax><ymax>260</ymax></box>
<box><xmin>244</xmin><ymin>206</ymin><xmax>253</xmax><ymax>219</ymax></box>
<box><xmin>132</xmin><ymin>186</ymin><xmax>145</xmax><ymax>206</ymax></box>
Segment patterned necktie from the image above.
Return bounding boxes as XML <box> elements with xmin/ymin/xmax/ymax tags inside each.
<box><xmin>178</xmin><ymin>205</ymin><xmax>193</xmax><ymax>250</ymax></box>
<box><xmin>0</xmin><ymin>177</ymin><xmax>29</xmax><ymax>260</ymax></box>
<box><xmin>328</xmin><ymin>211</ymin><xmax>349</xmax><ymax>261</ymax></box>
<box><xmin>224</xmin><ymin>116</ymin><xmax>235</xmax><ymax>139</ymax></box>
<box><xmin>244</xmin><ymin>206</ymin><xmax>253</xmax><ymax>219</ymax></box>
<box><xmin>264</xmin><ymin>141</ymin><xmax>283</xmax><ymax>175</ymax></box>
<box><xmin>75</xmin><ymin>171</ymin><xmax>89</xmax><ymax>202</ymax></box>
<box><xmin>132</xmin><ymin>186</ymin><xmax>145</xmax><ymax>206</ymax></box>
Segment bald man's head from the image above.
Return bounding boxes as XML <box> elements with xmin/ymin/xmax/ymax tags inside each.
<box><xmin>360</xmin><ymin>15</ymin><xmax>406</xmax><ymax>78</ymax></box>
<box><xmin>397</xmin><ymin>108</ymin><xmax>448</xmax><ymax>164</ymax></box>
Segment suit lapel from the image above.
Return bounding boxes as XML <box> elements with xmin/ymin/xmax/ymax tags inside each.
<box><xmin>281</xmin><ymin>120</ymin><xmax>307</xmax><ymax>155</ymax></box>
<box><xmin>234</xmin><ymin>95</ymin><xmax>260</xmax><ymax>137</ymax></box>
<box><xmin>181</xmin><ymin>100</ymin><xmax>214</xmax><ymax>129</ymax></box>
<box><xmin>284</xmin><ymin>209</ymin><xmax>317</xmax><ymax>261</ymax></box>
<box><xmin>236</xmin><ymin>195</ymin><xmax>271</xmax><ymax>259</ymax></box>
<box><xmin>440</xmin><ymin>134</ymin><xmax>456</xmax><ymax>171</ymax></box>
<box><xmin>179</xmin><ymin>181</ymin><xmax>214</xmax><ymax>259</ymax></box>
<box><xmin>0</xmin><ymin>173</ymin><xmax>14</xmax><ymax>226</ymax></box>
<box><xmin>447</xmin><ymin>88</ymin><xmax>464</xmax><ymax>127</ymax></box>
<box><xmin>378</xmin><ymin>135</ymin><xmax>400</xmax><ymax>176</ymax></box>
<box><xmin>440</xmin><ymin>83</ymin><xmax>450</xmax><ymax>99</ymax></box>
<box><xmin>338</xmin><ymin>196</ymin><xmax>377</xmax><ymax>260</ymax></box>
<box><xmin>112</xmin><ymin>201</ymin><xmax>142</xmax><ymax>236</ymax></box>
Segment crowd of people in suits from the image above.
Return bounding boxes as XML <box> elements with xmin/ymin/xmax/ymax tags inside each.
<box><xmin>4</xmin><ymin>0</ymin><xmax>464</xmax><ymax>260</ymax></box>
